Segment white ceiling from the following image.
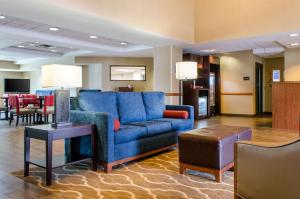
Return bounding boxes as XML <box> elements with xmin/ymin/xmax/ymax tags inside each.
<box><xmin>0</xmin><ymin>15</ymin><xmax>157</xmax><ymax>63</ymax></box>
<box><xmin>185</xmin><ymin>31</ymin><xmax>300</xmax><ymax>57</ymax></box>
<box><xmin>0</xmin><ymin>0</ymin><xmax>300</xmax><ymax>64</ymax></box>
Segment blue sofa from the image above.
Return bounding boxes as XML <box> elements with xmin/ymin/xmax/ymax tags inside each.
<box><xmin>66</xmin><ymin>91</ymin><xmax>194</xmax><ymax>172</ymax></box>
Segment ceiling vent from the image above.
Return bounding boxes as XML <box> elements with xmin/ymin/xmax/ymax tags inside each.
<box><xmin>36</xmin><ymin>44</ymin><xmax>54</xmax><ymax>49</ymax></box>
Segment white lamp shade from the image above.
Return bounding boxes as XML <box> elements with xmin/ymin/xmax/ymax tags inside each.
<box><xmin>42</xmin><ymin>64</ymin><xmax>82</xmax><ymax>88</ymax></box>
<box><xmin>176</xmin><ymin>61</ymin><xmax>198</xmax><ymax>80</ymax></box>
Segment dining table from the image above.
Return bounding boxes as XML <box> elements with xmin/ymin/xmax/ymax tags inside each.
<box><xmin>0</xmin><ymin>96</ymin><xmax>45</xmax><ymax>121</ymax></box>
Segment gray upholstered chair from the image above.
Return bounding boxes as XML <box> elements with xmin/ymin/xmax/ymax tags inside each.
<box><xmin>235</xmin><ymin>139</ymin><xmax>300</xmax><ymax>199</ymax></box>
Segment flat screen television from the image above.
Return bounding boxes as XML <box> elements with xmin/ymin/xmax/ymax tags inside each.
<box><xmin>4</xmin><ymin>79</ymin><xmax>30</xmax><ymax>93</ymax></box>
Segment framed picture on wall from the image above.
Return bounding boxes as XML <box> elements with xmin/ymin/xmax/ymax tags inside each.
<box><xmin>273</xmin><ymin>70</ymin><xmax>280</xmax><ymax>82</ymax></box>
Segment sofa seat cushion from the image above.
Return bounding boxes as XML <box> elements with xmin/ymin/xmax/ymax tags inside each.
<box><xmin>154</xmin><ymin>118</ymin><xmax>193</xmax><ymax>131</ymax></box>
<box><xmin>78</xmin><ymin>92</ymin><xmax>119</xmax><ymax>119</ymax></box>
<box><xmin>117</xmin><ymin>92</ymin><xmax>147</xmax><ymax>124</ymax></box>
<box><xmin>130</xmin><ymin>121</ymin><xmax>172</xmax><ymax>136</ymax></box>
<box><xmin>11</xmin><ymin>108</ymin><xmax>35</xmax><ymax>114</ymax></box>
<box><xmin>142</xmin><ymin>92</ymin><xmax>165</xmax><ymax>120</ymax></box>
<box><xmin>114</xmin><ymin>125</ymin><xmax>147</xmax><ymax>144</ymax></box>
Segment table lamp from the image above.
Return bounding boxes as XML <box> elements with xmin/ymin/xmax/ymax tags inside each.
<box><xmin>42</xmin><ymin>64</ymin><xmax>82</xmax><ymax>127</ymax></box>
<box><xmin>175</xmin><ymin>61</ymin><xmax>198</xmax><ymax>105</ymax></box>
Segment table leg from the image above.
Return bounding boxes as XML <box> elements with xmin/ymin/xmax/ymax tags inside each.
<box><xmin>91</xmin><ymin>125</ymin><xmax>97</xmax><ymax>171</ymax></box>
<box><xmin>5</xmin><ymin>98</ymin><xmax>8</xmax><ymax>120</ymax></box>
<box><xmin>39</xmin><ymin>99</ymin><xmax>43</xmax><ymax>108</ymax></box>
<box><xmin>46</xmin><ymin>135</ymin><xmax>53</xmax><ymax>186</ymax></box>
<box><xmin>24</xmin><ymin>130</ymin><xmax>30</xmax><ymax>177</ymax></box>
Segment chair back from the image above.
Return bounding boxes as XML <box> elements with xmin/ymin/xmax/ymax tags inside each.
<box><xmin>20</xmin><ymin>94</ymin><xmax>38</xmax><ymax>107</ymax></box>
<box><xmin>44</xmin><ymin>95</ymin><xmax>54</xmax><ymax>113</ymax></box>
<box><xmin>8</xmin><ymin>95</ymin><xmax>20</xmax><ymax>114</ymax></box>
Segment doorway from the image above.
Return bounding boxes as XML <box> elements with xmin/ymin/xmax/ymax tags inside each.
<box><xmin>255</xmin><ymin>62</ymin><xmax>263</xmax><ymax>115</ymax></box>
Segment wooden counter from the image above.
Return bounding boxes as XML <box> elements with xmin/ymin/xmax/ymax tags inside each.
<box><xmin>272</xmin><ymin>82</ymin><xmax>300</xmax><ymax>131</ymax></box>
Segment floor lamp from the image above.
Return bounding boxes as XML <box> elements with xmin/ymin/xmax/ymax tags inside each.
<box><xmin>42</xmin><ymin>64</ymin><xmax>82</xmax><ymax>127</ymax></box>
<box><xmin>175</xmin><ymin>61</ymin><xmax>198</xmax><ymax>105</ymax></box>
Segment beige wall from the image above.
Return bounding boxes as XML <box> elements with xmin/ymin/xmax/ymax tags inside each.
<box><xmin>285</xmin><ymin>48</ymin><xmax>300</xmax><ymax>81</ymax></box>
<box><xmin>76</xmin><ymin>57</ymin><xmax>153</xmax><ymax>91</ymax></box>
<box><xmin>263</xmin><ymin>57</ymin><xmax>284</xmax><ymax>112</ymax></box>
<box><xmin>51</xmin><ymin>0</ymin><xmax>195</xmax><ymax>43</ymax></box>
<box><xmin>0</xmin><ymin>61</ymin><xmax>20</xmax><ymax>70</ymax></box>
<box><xmin>220</xmin><ymin>51</ymin><xmax>262</xmax><ymax>115</ymax></box>
<box><xmin>195</xmin><ymin>0</ymin><xmax>300</xmax><ymax>43</ymax></box>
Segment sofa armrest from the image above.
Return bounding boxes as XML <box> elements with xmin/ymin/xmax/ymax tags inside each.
<box><xmin>67</xmin><ymin>110</ymin><xmax>115</xmax><ymax>162</ymax></box>
<box><xmin>166</xmin><ymin>105</ymin><xmax>194</xmax><ymax>120</ymax></box>
<box><xmin>235</xmin><ymin>138</ymin><xmax>300</xmax><ymax>199</ymax></box>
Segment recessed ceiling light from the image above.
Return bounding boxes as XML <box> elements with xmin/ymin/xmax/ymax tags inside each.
<box><xmin>89</xmin><ymin>35</ymin><xmax>98</xmax><ymax>39</ymax></box>
<box><xmin>202</xmin><ymin>49</ymin><xmax>216</xmax><ymax>52</ymax></box>
<box><xmin>29</xmin><ymin>43</ymin><xmax>36</xmax><ymax>47</ymax></box>
<box><xmin>0</xmin><ymin>15</ymin><xmax>6</xmax><ymax>19</ymax></box>
<box><xmin>50</xmin><ymin>49</ymin><xmax>57</xmax><ymax>52</ymax></box>
<box><xmin>120</xmin><ymin>42</ymin><xmax>128</xmax><ymax>45</ymax></box>
<box><xmin>49</xmin><ymin>27</ymin><xmax>59</xmax><ymax>31</ymax></box>
<box><xmin>17</xmin><ymin>45</ymin><xmax>25</xmax><ymax>48</ymax></box>
<box><xmin>289</xmin><ymin>33</ymin><xmax>299</xmax><ymax>37</ymax></box>
<box><xmin>291</xmin><ymin>43</ymin><xmax>299</xmax><ymax>46</ymax></box>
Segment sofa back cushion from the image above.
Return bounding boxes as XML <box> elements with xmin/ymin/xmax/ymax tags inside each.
<box><xmin>142</xmin><ymin>92</ymin><xmax>165</xmax><ymax>120</ymax></box>
<box><xmin>78</xmin><ymin>91</ymin><xmax>119</xmax><ymax>119</ymax></box>
<box><xmin>117</xmin><ymin>92</ymin><xmax>147</xmax><ymax>124</ymax></box>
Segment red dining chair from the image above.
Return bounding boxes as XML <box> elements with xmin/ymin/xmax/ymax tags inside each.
<box><xmin>36</xmin><ymin>95</ymin><xmax>55</xmax><ymax>123</ymax></box>
<box><xmin>8</xmin><ymin>95</ymin><xmax>35</xmax><ymax>126</ymax></box>
<box><xmin>20</xmin><ymin>94</ymin><xmax>40</xmax><ymax>108</ymax></box>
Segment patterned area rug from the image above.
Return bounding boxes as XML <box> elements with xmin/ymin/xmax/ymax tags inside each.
<box><xmin>13</xmin><ymin>150</ymin><xmax>233</xmax><ymax>199</ymax></box>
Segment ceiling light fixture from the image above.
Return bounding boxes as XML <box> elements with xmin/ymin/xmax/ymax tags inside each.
<box><xmin>0</xmin><ymin>15</ymin><xmax>6</xmax><ymax>19</ymax></box>
<box><xmin>289</xmin><ymin>33</ymin><xmax>299</xmax><ymax>37</ymax></box>
<box><xmin>120</xmin><ymin>42</ymin><xmax>128</xmax><ymax>45</ymax></box>
<box><xmin>116</xmin><ymin>69</ymin><xmax>135</xmax><ymax>72</ymax></box>
<box><xmin>291</xmin><ymin>43</ymin><xmax>299</xmax><ymax>46</ymax></box>
<box><xmin>202</xmin><ymin>49</ymin><xmax>216</xmax><ymax>52</ymax></box>
<box><xmin>17</xmin><ymin>45</ymin><xmax>25</xmax><ymax>48</ymax></box>
<box><xmin>89</xmin><ymin>35</ymin><xmax>98</xmax><ymax>39</ymax></box>
<box><xmin>49</xmin><ymin>27</ymin><xmax>59</xmax><ymax>31</ymax></box>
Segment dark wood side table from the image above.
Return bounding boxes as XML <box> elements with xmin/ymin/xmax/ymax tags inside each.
<box><xmin>24</xmin><ymin>124</ymin><xmax>97</xmax><ymax>186</ymax></box>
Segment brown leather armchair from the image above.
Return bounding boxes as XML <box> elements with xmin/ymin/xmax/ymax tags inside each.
<box><xmin>234</xmin><ymin>139</ymin><xmax>300</xmax><ymax>199</ymax></box>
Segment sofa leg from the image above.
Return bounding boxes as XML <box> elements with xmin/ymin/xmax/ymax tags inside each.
<box><xmin>215</xmin><ymin>171</ymin><xmax>222</xmax><ymax>183</ymax></box>
<box><xmin>179</xmin><ymin>163</ymin><xmax>185</xmax><ymax>174</ymax></box>
<box><xmin>234</xmin><ymin>194</ymin><xmax>242</xmax><ymax>199</ymax></box>
<box><xmin>103</xmin><ymin>163</ymin><xmax>112</xmax><ymax>173</ymax></box>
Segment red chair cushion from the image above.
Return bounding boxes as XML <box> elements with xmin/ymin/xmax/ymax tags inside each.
<box><xmin>163</xmin><ymin>110</ymin><xmax>189</xmax><ymax>119</ymax></box>
<box><xmin>114</xmin><ymin>119</ymin><xmax>121</xmax><ymax>131</ymax></box>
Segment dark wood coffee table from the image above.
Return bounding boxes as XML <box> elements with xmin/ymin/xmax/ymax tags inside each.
<box><xmin>24</xmin><ymin>124</ymin><xmax>97</xmax><ymax>186</ymax></box>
